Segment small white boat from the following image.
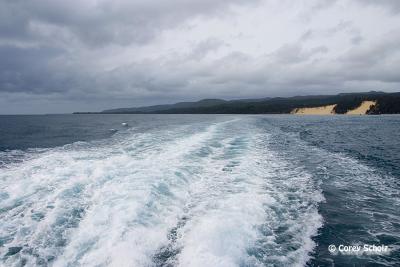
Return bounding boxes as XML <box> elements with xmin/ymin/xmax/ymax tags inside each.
<box><xmin>121</xmin><ymin>122</ymin><xmax>128</xmax><ymax>127</ymax></box>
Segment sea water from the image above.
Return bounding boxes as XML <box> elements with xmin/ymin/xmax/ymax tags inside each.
<box><xmin>0</xmin><ymin>114</ymin><xmax>399</xmax><ymax>266</ymax></box>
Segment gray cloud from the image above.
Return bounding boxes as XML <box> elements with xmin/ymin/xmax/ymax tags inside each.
<box><xmin>188</xmin><ymin>38</ymin><xmax>227</xmax><ymax>61</ymax></box>
<box><xmin>0</xmin><ymin>45</ymin><xmax>65</xmax><ymax>93</ymax></box>
<box><xmin>0</xmin><ymin>0</ymin><xmax>399</xmax><ymax>113</ymax></box>
<box><xmin>0</xmin><ymin>0</ymin><xmax>255</xmax><ymax>47</ymax></box>
<box><xmin>357</xmin><ymin>0</ymin><xmax>400</xmax><ymax>13</ymax></box>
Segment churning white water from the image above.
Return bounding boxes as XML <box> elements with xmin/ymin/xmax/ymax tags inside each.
<box><xmin>0</xmin><ymin>117</ymin><xmax>323</xmax><ymax>266</ymax></box>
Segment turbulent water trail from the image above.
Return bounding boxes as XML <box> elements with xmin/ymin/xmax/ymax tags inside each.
<box><xmin>1</xmin><ymin>115</ymin><xmax>399</xmax><ymax>266</ymax></box>
<box><xmin>0</xmin><ymin>117</ymin><xmax>325</xmax><ymax>266</ymax></box>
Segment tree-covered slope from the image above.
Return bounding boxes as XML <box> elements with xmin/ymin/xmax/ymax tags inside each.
<box><xmin>74</xmin><ymin>91</ymin><xmax>400</xmax><ymax>114</ymax></box>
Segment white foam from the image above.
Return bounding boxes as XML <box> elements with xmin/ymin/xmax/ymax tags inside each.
<box><xmin>172</xmin><ymin>129</ymin><xmax>324</xmax><ymax>267</ymax></box>
<box><xmin>0</xmin><ymin>118</ymin><xmax>325</xmax><ymax>266</ymax></box>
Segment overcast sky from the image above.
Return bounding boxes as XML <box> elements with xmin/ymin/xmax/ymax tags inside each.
<box><xmin>1</xmin><ymin>0</ymin><xmax>400</xmax><ymax>114</ymax></box>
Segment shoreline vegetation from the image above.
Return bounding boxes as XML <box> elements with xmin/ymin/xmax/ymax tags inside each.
<box><xmin>74</xmin><ymin>91</ymin><xmax>400</xmax><ymax>115</ymax></box>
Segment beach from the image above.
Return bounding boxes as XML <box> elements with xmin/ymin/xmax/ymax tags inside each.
<box><xmin>291</xmin><ymin>104</ymin><xmax>336</xmax><ymax>115</ymax></box>
<box><xmin>346</xmin><ymin>100</ymin><xmax>376</xmax><ymax>115</ymax></box>
<box><xmin>292</xmin><ymin>100</ymin><xmax>377</xmax><ymax>115</ymax></box>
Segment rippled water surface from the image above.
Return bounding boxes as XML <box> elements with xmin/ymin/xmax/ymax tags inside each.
<box><xmin>0</xmin><ymin>114</ymin><xmax>399</xmax><ymax>266</ymax></box>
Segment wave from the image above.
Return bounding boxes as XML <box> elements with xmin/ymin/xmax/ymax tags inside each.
<box><xmin>0</xmin><ymin>117</ymin><xmax>348</xmax><ymax>266</ymax></box>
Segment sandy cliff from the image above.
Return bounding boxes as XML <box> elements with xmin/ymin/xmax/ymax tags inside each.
<box><xmin>292</xmin><ymin>101</ymin><xmax>376</xmax><ymax>115</ymax></box>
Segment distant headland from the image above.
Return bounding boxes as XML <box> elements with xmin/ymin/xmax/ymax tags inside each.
<box><xmin>74</xmin><ymin>91</ymin><xmax>400</xmax><ymax>115</ymax></box>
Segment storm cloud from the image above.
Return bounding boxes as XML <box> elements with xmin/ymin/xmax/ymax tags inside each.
<box><xmin>0</xmin><ymin>0</ymin><xmax>399</xmax><ymax>113</ymax></box>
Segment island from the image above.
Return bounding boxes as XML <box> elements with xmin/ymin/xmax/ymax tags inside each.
<box><xmin>74</xmin><ymin>91</ymin><xmax>400</xmax><ymax>115</ymax></box>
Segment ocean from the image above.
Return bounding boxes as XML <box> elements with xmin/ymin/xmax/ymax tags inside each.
<box><xmin>0</xmin><ymin>114</ymin><xmax>399</xmax><ymax>266</ymax></box>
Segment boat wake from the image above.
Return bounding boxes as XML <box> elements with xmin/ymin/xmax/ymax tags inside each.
<box><xmin>2</xmin><ymin>116</ymin><xmax>395</xmax><ymax>266</ymax></box>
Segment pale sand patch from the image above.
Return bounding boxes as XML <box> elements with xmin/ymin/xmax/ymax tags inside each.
<box><xmin>291</xmin><ymin>104</ymin><xmax>337</xmax><ymax>115</ymax></box>
<box><xmin>346</xmin><ymin>100</ymin><xmax>376</xmax><ymax>115</ymax></box>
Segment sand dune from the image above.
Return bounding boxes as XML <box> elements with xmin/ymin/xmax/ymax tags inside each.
<box><xmin>346</xmin><ymin>101</ymin><xmax>376</xmax><ymax>115</ymax></box>
<box><xmin>291</xmin><ymin>104</ymin><xmax>336</xmax><ymax>115</ymax></box>
<box><xmin>292</xmin><ymin>100</ymin><xmax>377</xmax><ymax>115</ymax></box>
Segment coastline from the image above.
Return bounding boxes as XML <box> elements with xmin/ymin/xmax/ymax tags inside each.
<box><xmin>345</xmin><ymin>101</ymin><xmax>376</xmax><ymax>115</ymax></box>
<box><xmin>291</xmin><ymin>104</ymin><xmax>336</xmax><ymax>115</ymax></box>
<box><xmin>292</xmin><ymin>101</ymin><xmax>377</xmax><ymax>115</ymax></box>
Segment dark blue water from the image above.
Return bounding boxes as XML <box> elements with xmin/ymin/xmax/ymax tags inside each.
<box><xmin>0</xmin><ymin>114</ymin><xmax>399</xmax><ymax>266</ymax></box>
<box><xmin>0</xmin><ymin>114</ymin><xmax>223</xmax><ymax>151</ymax></box>
<box><xmin>260</xmin><ymin>115</ymin><xmax>400</xmax><ymax>267</ymax></box>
